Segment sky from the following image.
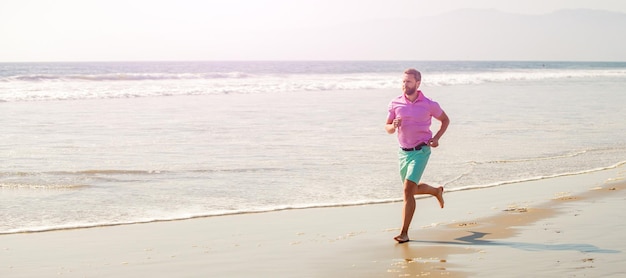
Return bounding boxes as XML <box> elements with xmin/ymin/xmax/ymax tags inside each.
<box><xmin>1</xmin><ymin>0</ymin><xmax>626</xmax><ymax>62</ymax></box>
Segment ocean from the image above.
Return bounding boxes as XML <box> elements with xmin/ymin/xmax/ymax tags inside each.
<box><xmin>1</xmin><ymin>61</ymin><xmax>625</xmax><ymax>234</ymax></box>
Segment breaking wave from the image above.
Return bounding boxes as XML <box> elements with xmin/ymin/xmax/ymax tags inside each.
<box><xmin>1</xmin><ymin>67</ymin><xmax>625</xmax><ymax>102</ymax></box>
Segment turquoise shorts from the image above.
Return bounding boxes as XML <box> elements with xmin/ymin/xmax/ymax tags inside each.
<box><xmin>398</xmin><ymin>146</ymin><xmax>431</xmax><ymax>183</ymax></box>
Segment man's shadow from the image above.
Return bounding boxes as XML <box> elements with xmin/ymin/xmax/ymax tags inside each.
<box><xmin>409</xmin><ymin>231</ymin><xmax>619</xmax><ymax>253</ymax></box>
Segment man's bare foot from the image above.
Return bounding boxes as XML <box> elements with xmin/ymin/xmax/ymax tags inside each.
<box><xmin>436</xmin><ymin>186</ymin><xmax>444</xmax><ymax>208</ymax></box>
<box><xmin>394</xmin><ymin>235</ymin><xmax>410</xmax><ymax>243</ymax></box>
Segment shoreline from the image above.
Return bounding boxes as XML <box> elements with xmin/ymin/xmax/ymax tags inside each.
<box><xmin>3</xmin><ymin>160</ymin><xmax>625</xmax><ymax>236</ymax></box>
<box><xmin>1</xmin><ymin>165</ymin><xmax>624</xmax><ymax>277</ymax></box>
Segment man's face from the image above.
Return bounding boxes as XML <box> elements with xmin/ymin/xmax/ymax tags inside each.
<box><xmin>402</xmin><ymin>74</ymin><xmax>420</xmax><ymax>96</ymax></box>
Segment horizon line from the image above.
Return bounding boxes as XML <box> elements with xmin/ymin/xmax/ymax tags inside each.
<box><xmin>2</xmin><ymin>59</ymin><xmax>626</xmax><ymax>64</ymax></box>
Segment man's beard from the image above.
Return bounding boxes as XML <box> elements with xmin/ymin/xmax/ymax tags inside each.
<box><xmin>404</xmin><ymin>85</ymin><xmax>417</xmax><ymax>96</ymax></box>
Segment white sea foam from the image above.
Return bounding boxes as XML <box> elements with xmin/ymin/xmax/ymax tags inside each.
<box><xmin>1</xmin><ymin>72</ymin><xmax>250</xmax><ymax>82</ymax></box>
<box><xmin>1</xmin><ymin>68</ymin><xmax>625</xmax><ymax>102</ymax></box>
<box><xmin>447</xmin><ymin>160</ymin><xmax>626</xmax><ymax>193</ymax></box>
<box><xmin>0</xmin><ymin>182</ymin><xmax>87</xmax><ymax>190</ymax></box>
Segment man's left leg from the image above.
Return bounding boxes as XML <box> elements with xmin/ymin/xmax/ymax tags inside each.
<box><xmin>394</xmin><ymin>180</ymin><xmax>444</xmax><ymax>243</ymax></box>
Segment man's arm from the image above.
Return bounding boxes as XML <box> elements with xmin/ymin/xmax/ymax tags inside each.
<box><xmin>385</xmin><ymin>117</ymin><xmax>401</xmax><ymax>134</ymax></box>
<box><xmin>385</xmin><ymin>119</ymin><xmax>396</xmax><ymax>134</ymax></box>
<box><xmin>429</xmin><ymin>111</ymin><xmax>450</xmax><ymax>147</ymax></box>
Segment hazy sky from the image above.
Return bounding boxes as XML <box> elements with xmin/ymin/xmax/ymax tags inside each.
<box><xmin>1</xmin><ymin>0</ymin><xmax>625</xmax><ymax>61</ymax></box>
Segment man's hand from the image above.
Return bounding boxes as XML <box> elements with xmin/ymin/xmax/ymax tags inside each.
<box><xmin>392</xmin><ymin>117</ymin><xmax>402</xmax><ymax>128</ymax></box>
<box><xmin>428</xmin><ymin>138</ymin><xmax>439</xmax><ymax>148</ymax></box>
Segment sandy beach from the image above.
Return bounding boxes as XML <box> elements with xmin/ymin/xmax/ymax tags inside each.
<box><xmin>1</xmin><ymin>164</ymin><xmax>624</xmax><ymax>277</ymax></box>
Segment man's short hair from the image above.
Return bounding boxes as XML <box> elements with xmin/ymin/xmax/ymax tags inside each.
<box><xmin>404</xmin><ymin>68</ymin><xmax>421</xmax><ymax>81</ymax></box>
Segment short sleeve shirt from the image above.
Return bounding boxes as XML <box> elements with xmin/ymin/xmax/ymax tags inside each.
<box><xmin>387</xmin><ymin>91</ymin><xmax>443</xmax><ymax>148</ymax></box>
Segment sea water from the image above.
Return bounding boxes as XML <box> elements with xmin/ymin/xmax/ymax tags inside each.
<box><xmin>1</xmin><ymin>61</ymin><xmax>625</xmax><ymax>233</ymax></box>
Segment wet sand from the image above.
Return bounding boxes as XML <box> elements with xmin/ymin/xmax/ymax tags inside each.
<box><xmin>1</xmin><ymin>165</ymin><xmax>624</xmax><ymax>277</ymax></box>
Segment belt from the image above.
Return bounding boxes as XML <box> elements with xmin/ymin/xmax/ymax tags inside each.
<box><xmin>401</xmin><ymin>142</ymin><xmax>428</xmax><ymax>152</ymax></box>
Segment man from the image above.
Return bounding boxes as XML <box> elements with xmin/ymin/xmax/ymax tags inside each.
<box><xmin>385</xmin><ymin>68</ymin><xmax>449</xmax><ymax>243</ymax></box>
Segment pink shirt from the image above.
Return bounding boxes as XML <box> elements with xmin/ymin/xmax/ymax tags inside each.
<box><xmin>387</xmin><ymin>91</ymin><xmax>443</xmax><ymax>148</ymax></box>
